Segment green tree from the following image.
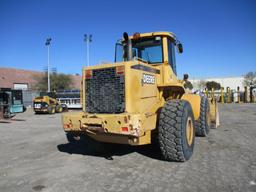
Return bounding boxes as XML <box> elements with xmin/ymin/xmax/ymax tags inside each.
<box><xmin>206</xmin><ymin>81</ymin><xmax>221</xmax><ymax>90</ymax></box>
<box><xmin>33</xmin><ymin>72</ymin><xmax>74</xmax><ymax>91</ymax></box>
<box><xmin>243</xmin><ymin>71</ymin><xmax>256</xmax><ymax>86</ymax></box>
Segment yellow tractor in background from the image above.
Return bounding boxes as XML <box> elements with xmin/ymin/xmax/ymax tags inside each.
<box><xmin>62</xmin><ymin>31</ymin><xmax>219</xmax><ymax>162</ymax></box>
<box><xmin>33</xmin><ymin>92</ymin><xmax>67</xmax><ymax>114</ymax></box>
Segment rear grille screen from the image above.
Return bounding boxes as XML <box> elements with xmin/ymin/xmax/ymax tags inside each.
<box><xmin>85</xmin><ymin>67</ymin><xmax>125</xmax><ymax>113</ymax></box>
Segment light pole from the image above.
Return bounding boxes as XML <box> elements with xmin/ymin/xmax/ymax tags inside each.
<box><xmin>45</xmin><ymin>38</ymin><xmax>51</xmax><ymax>92</ymax></box>
<box><xmin>84</xmin><ymin>34</ymin><xmax>92</xmax><ymax>66</ymax></box>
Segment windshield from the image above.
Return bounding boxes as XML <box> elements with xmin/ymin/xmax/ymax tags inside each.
<box><xmin>115</xmin><ymin>37</ymin><xmax>163</xmax><ymax>63</ymax></box>
<box><xmin>132</xmin><ymin>37</ymin><xmax>163</xmax><ymax>63</ymax></box>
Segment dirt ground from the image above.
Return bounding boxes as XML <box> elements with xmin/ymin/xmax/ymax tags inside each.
<box><xmin>0</xmin><ymin>104</ymin><xmax>256</xmax><ymax>192</ymax></box>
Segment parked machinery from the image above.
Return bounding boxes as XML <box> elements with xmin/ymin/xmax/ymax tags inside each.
<box><xmin>0</xmin><ymin>88</ymin><xmax>26</xmax><ymax>119</ymax></box>
<box><xmin>62</xmin><ymin>32</ymin><xmax>219</xmax><ymax>162</ymax></box>
<box><xmin>33</xmin><ymin>92</ymin><xmax>67</xmax><ymax>114</ymax></box>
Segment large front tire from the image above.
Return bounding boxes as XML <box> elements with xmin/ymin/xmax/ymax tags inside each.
<box><xmin>158</xmin><ymin>100</ymin><xmax>195</xmax><ymax>162</ymax></box>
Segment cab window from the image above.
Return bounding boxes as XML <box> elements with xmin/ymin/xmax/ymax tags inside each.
<box><xmin>132</xmin><ymin>37</ymin><xmax>163</xmax><ymax>64</ymax></box>
<box><xmin>168</xmin><ymin>39</ymin><xmax>177</xmax><ymax>75</ymax></box>
<box><xmin>115</xmin><ymin>37</ymin><xmax>163</xmax><ymax>63</ymax></box>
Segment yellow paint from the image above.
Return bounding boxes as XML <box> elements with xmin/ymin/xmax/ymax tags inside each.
<box><xmin>205</xmin><ymin>89</ymin><xmax>209</xmax><ymax>97</ymax></box>
<box><xmin>33</xmin><ymin>95</ymin><xmax>58</xmax><ymax>113</ymax></box>
<box><xmin>62</xmin><ymin>31</ymin><xmax>219</xmax><ymax>145</ymax></box>
<box><xmin>181</xmin><ymin>94</ymin><xmax>201</xmax><ymax>120</ymax></box>
<box><xmin>209</xmin><ymin>98</ymin><xmax>220</xmax><ymax>128</ymax></box>
<box><xmin>220</xmin><ymin>87</ymin><xmax>224</xmax><ymax>104</ymax></box>
<box><xmin>226</xmin><ymin>87</ymin><xmax>232</xmax><ymax>103</ymax></box>
<box><xmin>186</xmin><ymin>117</ymin><xmax>194</xmax><ymax>146</ymax></box>
<box><xmin>211</xmin><ymin>88</ymin><xmax>215</xmax><ymax>100</ymax></box>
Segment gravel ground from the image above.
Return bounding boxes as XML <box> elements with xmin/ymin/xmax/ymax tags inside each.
<box><xmin>0</xmin><ymin>104</ymin><xmax>256</xmax><ymax>192</ymax></box>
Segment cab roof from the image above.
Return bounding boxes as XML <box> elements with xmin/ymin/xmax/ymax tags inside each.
<box><xmin>129</xmin><ymin>31</ymin><xmax>177</xmax><ymax>41</ymax></box>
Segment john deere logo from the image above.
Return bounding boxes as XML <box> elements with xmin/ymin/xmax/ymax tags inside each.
<box><xmin>142</xmin><ymin>74</ymin><xmax>155</xmax><ymax>85</ymax></box>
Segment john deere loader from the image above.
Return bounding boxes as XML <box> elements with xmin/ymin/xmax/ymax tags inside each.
<box><xmin>33</xmin><ymin>92</ymin><xmax>66</xmax><ymax>114</ymax></box>
<box><xmin>62</xmin><ymin>31</ymin><xmax>219</xmax><ymax>162</ymax></box>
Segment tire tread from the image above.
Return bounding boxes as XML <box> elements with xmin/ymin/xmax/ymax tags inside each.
<box><xmin>158</xmin><ymin>99</ymin><xmax>194</xmax><ymax>162</ymax></box>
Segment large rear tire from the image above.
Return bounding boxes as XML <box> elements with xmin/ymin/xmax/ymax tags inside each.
<box><xmin>48</xmin><ymin>106</ymin><xmax>55</xmax><ymax>114</ymax></box>
<box><xmin>158</xmin><ymin>99</ymin><xmax>195</xmax><ymax>162</ymax></box>
<box><xmin>56</xmin><ymin>105</ymin><xmax>63</xmax><ymax>113</ymax></box>
<box><xmin>195</xmin><ymin>96</ymin><xmax>210</xmax><ymax>137</ymax></box>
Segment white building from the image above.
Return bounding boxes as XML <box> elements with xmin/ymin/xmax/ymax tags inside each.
<box><xmin>191</xmin><ymin>76</ymin><xmax>244</xmax><ymax>91</ymax></box>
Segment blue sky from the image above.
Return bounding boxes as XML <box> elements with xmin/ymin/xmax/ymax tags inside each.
<box><xmin>0</xmin><ymin>0</ymin><xmax>255</xmax><ymax>79</ymax></box>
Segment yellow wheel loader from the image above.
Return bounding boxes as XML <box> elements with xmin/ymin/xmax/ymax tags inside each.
<box><xmin>33</xmin><ymin>92</ymin><xmax>67</xmax><ymax>114</ymax></box>
<box><xmin>61</xmin><ymin>31</ymin><xmax>219</xmax><ymax>162</ymax></box>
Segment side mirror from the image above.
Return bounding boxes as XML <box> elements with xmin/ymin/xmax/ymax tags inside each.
<box><xmin>177</xmin><ymin>43</ymin><xmax>183</xmax><ymax>53</ymax></box>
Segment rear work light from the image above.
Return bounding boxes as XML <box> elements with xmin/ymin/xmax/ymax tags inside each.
<box><xmin>85</xmin><ymin>70</ymin><xmax>92</xmax><ymax>79</ymax></box>
<box><xmin>116</xmin><ymin>66</ymin><xmax>125</xmax><ymax>76</ymax></box>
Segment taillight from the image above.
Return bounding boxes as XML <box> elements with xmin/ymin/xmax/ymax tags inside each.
<box><xmin>85</xmin><ymin>70</ymin><xmax>92</xmax><ymax>79</ymax></box>
<box><xmin>121</xmin><ymin>127</ymin><xmax>129</xmax><ymax>132</ymax></box>
<box><xmin>116</xmin><ymin>66</ymin><xmax>125</xmax><ymax>76</ymax></box>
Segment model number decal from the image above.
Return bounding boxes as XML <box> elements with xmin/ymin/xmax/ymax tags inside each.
<box><xmin>142</xmin><ymin>74</ymin><xmax>155</xmax><ymax>85</ymax></box>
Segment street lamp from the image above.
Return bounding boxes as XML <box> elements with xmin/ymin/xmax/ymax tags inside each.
<box><xmin>84</xmin><ymin>34</ymin><xmax>92</xmax><ymax>67</ymax></box>
<box><xmin>45</xmin><ymin>38</ymin><xmax>52</xmax><ymax>92</ymax></box>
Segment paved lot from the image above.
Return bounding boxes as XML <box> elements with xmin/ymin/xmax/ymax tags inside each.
<box><xmin>0</xmin><ymin>104</ymin><xmax>256</xmax><ymax>192</ymax></box>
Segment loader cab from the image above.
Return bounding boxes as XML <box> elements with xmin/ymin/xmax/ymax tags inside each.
<box><xmin>115</xmin><ymin>32</ymin><xmax>183</xmax><ymax>75</ymax></box>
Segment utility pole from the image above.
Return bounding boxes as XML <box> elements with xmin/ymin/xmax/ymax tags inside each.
<box><xmin>84</xmin><ymin>34</ymin><xmax>92</xmax><ymax>66</ymax></box>
<box><xmin>45</xmin><ymin>38</ymin><xmax>52</xmax><ymax>92</ymax></box>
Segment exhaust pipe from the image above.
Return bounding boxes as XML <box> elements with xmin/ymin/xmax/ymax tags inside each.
<box><xmin>123</xmin><ymin>32</ymin><xmax>133</xmax><ymax>61</ymax></box>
